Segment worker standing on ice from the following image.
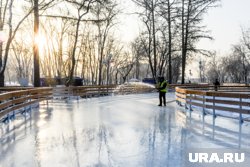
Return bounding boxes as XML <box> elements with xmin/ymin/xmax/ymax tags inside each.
<box><xmin>156</xmin><ymin>76</ymin><xmax>168</xmax><ymax>106</ymax></box>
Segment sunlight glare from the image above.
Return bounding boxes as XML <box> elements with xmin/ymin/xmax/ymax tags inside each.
<box><xmin>34</xmin><ymin>33</ymin><xmax>47</xmax><ymax>55</ymax></box>
<box><xmin>0</xmin><ymin>31</ymin><xmax>7</xmax><ymax>43</ymax></box>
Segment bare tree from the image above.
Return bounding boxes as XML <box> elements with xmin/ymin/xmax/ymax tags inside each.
<box><xmin>131</xmin><ymin>38</ymin><xmax>145</xmax><ymax>80</ymax></box>
<box><xmin>92</xmin><ymin>1</ymin><xmax>118</xmax><ymax>85</ymax></box>
<box><xmin>116</xmin><ymin>51</ymin><xmax>135</xmax><ymax>83</ymax></box>
<box><xmin>241</xmin><ymin>27</ymin><xmax>250</xmax><ymax>51</ymax></box>
<box><xmin>30</xmin><ymin>0</ymin><xmax>56</xmax><ymax>87</ymax></box>
<box><xmin>205</xmin><ymin>54</ymin><xmax>221</xmax><ymax>83</ymax></box>
<box><xmin>171</xmin><ymin>55</ymin><xmax>181</xmax><ymax>83</ymax></box>
<box><xmin>133</xmin><ymin>0</ymin><xmax>160</xmax><ymax>80</ymax></box>
<box><xmin>223</xmin><ymin>55</ymin><xmax>244</xmax><ymax>83</ymax></box>
<box><xmin>232</xmin><ymin>44</ymin><xmax>249</xmax><ymax>83</ymax></box>
<box><xmin>39</xmin><ymin>0</ymin><xmax>117</xmax><ymax>86</ymax></box>
<box><xmin>158</xmin><ymin>0</ymin><xmax>179</xmax><ymax>83</ymax></box>
<box><xmin>180</xmin><ymin>0</ymin><xmax>220</xmax><ymax>84</ymax></box>
<box><xmin>218</xmin><ymin>27</ymin><xmax>250</xmax><ymax>84</ymax></box>
<box><xmin>64</xmin><ymin>0</ymin><xmax>98</xmax><ymax>86</ymax></box>
<box><xmin>0</xmin><ymin>0</ymin><xmax>56</xmax><ymax>87</ymax></box>
<box><xmin>11</xmin><ymin>39</ymin><xmax>32</xmax><ymax>82</ymax></box>
<box><xmin>0</xmin><ymin>0</ymin><xmax>35</xmax><ymax>86</ymax></box>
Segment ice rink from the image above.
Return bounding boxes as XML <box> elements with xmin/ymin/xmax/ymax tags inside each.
<box><xmin>1</xmin><ymin>93</ymin><xmax>250</xmax><ymax>167</ymax></box>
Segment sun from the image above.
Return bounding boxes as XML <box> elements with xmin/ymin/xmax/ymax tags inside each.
<box><xmin>34</xmin><ymin>33</ymin><xmax>47</xmax><ymax>56</ymax></box>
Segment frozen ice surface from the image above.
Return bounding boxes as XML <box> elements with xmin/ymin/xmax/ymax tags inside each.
<box><xmin>0</xmin><ymin>93</ymin><xmax>250</xmax><ymax>167</ymax></box>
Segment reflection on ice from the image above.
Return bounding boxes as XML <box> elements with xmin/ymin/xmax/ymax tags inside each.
<box><xmin>0</xmin><ymin>93</ymin><xmax>250</xmax><ymax>167</ymax></box>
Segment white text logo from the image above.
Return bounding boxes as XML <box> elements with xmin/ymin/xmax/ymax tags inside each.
<box><xmin>189</xmin><ymin>153</ymin><xmax>245</xmax><ymax>163</ymax></box>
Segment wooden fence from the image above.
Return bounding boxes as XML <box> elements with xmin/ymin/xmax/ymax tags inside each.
<box><xmin>52</xmin><ymin>85</ymin><xmax>118</xmax><ymax>99</ymax></box>
<box><xmin>53</xmin><ymin>84</ymin><xmax>156</xmax><ymax>99</ymax></box>
<box><xmin>0</xmin><ymin>84</ymin><xmax>155</xmax><ymax>122</ymax></box>
<box><xmin>0</xmin><ymin>88</ymin><xmax>52</xmax><ymax>122</ymax></box>
<box><xmin>175</xmin><ymin>85</ymin><xmax>250</xmax><ymax>123</ymax></box>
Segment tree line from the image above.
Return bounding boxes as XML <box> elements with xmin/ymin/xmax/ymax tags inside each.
<box><xmin>204</xmin><ymin>27</ymin><xmax>250</xmax><ymax>84</ymax></box>
<box><xmin>0</xmin><ymin>0</ymin><xmax>228</xmax><ymax>87</ymax></box>
<box><xmin>132</xmin><ymin>0</ymin><xmax>220</xmax><ymax>84</ymax></box>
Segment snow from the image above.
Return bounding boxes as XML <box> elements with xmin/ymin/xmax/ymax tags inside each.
<box><xmin>118</xmin><ymin>81</ymin><xmax>155</xmax><ymax>88</ymax></box>
<box><xmin>0</xmin><ymin>93</ymin><xmax>250</xmax><ymax>167</ymax></box>
<box><xmin>5</xmin><ymin>81</ymin><xmax>21</xmax><ymax>86</ymax></box>
<box><xmin>114</xmin><ymin>82</ymin><xmax>155</xmax><ymax>94</ymax></box>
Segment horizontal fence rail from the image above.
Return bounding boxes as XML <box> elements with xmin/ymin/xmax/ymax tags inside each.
<box><xmin>52</xmin><ymin>85</ymin><xmax>118</xmax><ymax>99</ymax></box>
<box><xmin>53</xmin><ymin>84</ymin><xmax>156</xmax><ymax>99</ymax></box>
<box><xmin>0</xmin><ymin>84</ymin><xmax>155</xmax><ymax>121</ymax></box>
<box><xmin>175</xmin><ymin>85</ymin><xmax>250</xmax><ymax>122</ymax></box>
<box><xmin>175</xmin><ymin>84</ymin><xmax>250</xmax><ymax>146</ymax></box>
<box><xmin>0</xmin><ymin>82</ymin><xmax>195</xmax><ymax>123</ymax></box>
<box><xmin>0</xmin><ymin>88</ymin><xmax>53</xmax><ymax>122</ymax></box>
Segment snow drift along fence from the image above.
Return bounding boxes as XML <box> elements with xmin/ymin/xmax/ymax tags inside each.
<box><xmin>0</xmin><ymin>88</ymin><xmax>52</xmax><ymax>122</ymax></box>
<box><xmin>53</xmin><ymin>84</ymin><xmax>155</xmax><ymax>98</ymax></box>
<box><xmin>53</xmin><ymin>85</ymin><xmax>117</xmax><ymax>99</ymax></box>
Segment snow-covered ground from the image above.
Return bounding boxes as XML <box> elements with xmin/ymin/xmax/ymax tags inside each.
<box><xmin>0</xmin><ymin>93</ymin><xmax>250</xmax><ymax>167</ymax></box>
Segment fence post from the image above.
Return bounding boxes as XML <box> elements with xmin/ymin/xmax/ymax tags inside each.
<box><xmin>202</xmin><ymin>94</ymin><xmax>206</xmax><ymax>132</ymax></box>
<box><xmin>188</xmin><ymin>94</ymin><xmax>192</xmax><ymax>118</ymax></box>
<box><xmin>29</xmin><ymin>90</ymin><xmax>32</xmax><ymax>111</ymax></box>
<box><xmin>212</xmin><ymin>94</ymin><xmax>216</xmax><ymax>139</ymax></box>
<box><xmin>202</xmin><ymin>95</ymin><xmax>205</xmax><ymax>115</ymax></box>
<box><xmin>68</xmin><ymin>87</ymin><xmax>70</xmax><ymax>100</ymax></box>
<box><xmin>75</xmin><ymin>87</ymin><xmax>79</xmax><ymax>101</ymax></box>
<box><xmin>238</xmin><ymin>96</ymin><xmax>243</xmax><ymax>148</ymax></box>
<box><xmin>5</xmin><ymin>114</ymin><xmax>10</xmax><ymax>123</ymax></box>
<box><xmin>239</xmin><ymin>96</ymin><xmax>243</xmax><ymax>124</ymax></box>
<box><xmin>239</xmin><ymin>96</ymin><xmax>243</xmax><ymax>125</ymax></box>
<box><xmin>0</xmin><ymin>126</ymin><xmax>2</xmax><ymax>138</ymax></box>
<box><xmin>11</xmin><ymin>96</ymin><xmax>16</xmax><ymax>120</ymax></box>
<box><xmin>189</xmin><ymin>94</ymin><xmax>193</xmax><ymax>111</ymax></box>
<box><xmin>27</xmin><ymin>91</ymin><xmax>32</xmax><ymax>123</ymax></box>
<box><xmin>12</xmin><ymin>110</ymin><xmax>15</xmax><ymax>120</ymax></box>
<box><xmin>46</xmin><ymin>88</ymin><xmax>50</xmax><ymax>106</ymax></box>
<box><xmin>185</xmin><ymin>93</ymin><xmax>188</xmax><ymax>110</ymax></box>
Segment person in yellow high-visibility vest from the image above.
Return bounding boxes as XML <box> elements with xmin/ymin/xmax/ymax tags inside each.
<box><xmin>156</xmin><ymin>76</ymin><xmax>168</xmax><ymax>106</ymax></box>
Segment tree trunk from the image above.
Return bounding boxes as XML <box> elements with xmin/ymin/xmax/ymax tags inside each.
<box><xmin>0</xmin><ymin>42</ymin><xmax>3</xmax><ymax>86</ymax></box>
<box><xmin>106</xmin><ymin>63</ymin><xmax>110</xmax><ymax>85</ymax></box>
<box><xmin>167</xmin><ymin>0</ymin><xmax>172</xmax><ymax>84</ymax></box>
<box><xmin>135</xmin><ymin>56</ymin><xmax>140</xmax><ymax>79</ymax></box>
<box><xmin>0</xmin><ymin>72</ymin><xmax>4</xmax><ymax>86</ymax></box>
<box><xmin>66</xmin><ymin>17</ymin><xmax>81</xmax><ymax>86</ymax></box>
<box><xmin>152</xmin><ymin>1</ymin><xmax>157</xmax><ymax>79</ymax></box>
<box><xmin>98</xmin><ymin>57</ymin><xmax>103</xmax><ymax>85</ymax></box>
<box><xmin>181</xmin><ymin>0</ymin><xmax>191</xmax><ymax>84</ymax></box>
<box><xmin>33</xmin><ymin>0</ymin><xmax>40</xmax><ymax>87</ymax></box>
<box><xmin>181</xmin><ymin>0</ymin><xmax>185</xmax><ymax>84</ymax></box>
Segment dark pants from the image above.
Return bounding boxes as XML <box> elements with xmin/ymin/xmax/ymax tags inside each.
<box><xmin>159</xmin><ymin>91</ymin><xmax>166</xmax><ymax>106</ymax></box>
<box><xmin>214</xmin><ymin>85</ymin><xmax>219</xmax><ymax>91</ymax></box>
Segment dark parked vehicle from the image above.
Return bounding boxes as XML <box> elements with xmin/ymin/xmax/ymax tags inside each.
<box><xmin>142</xmin><ymin>78</ymin><xmax>156</xmax><ymax>85</ymax></box>
<box><xmin>40</xmin><ymin>77</ymin><xmax>83</xmax><ymax>86</ymax></box>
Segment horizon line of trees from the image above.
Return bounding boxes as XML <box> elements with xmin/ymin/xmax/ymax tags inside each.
<box><xmin>131</xmin><ymin>0</ymin><xmax>220</xmax><ymax>84</ymax></box>
<box><xmin>2</xmin><ymin>0</ymin><xmax>250</xmax><ymax>87</ymax></box>
<box><xmin>204</xmin><ymin>27</ymin><xmax>250</xmax><ymax>84</ymax></box>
